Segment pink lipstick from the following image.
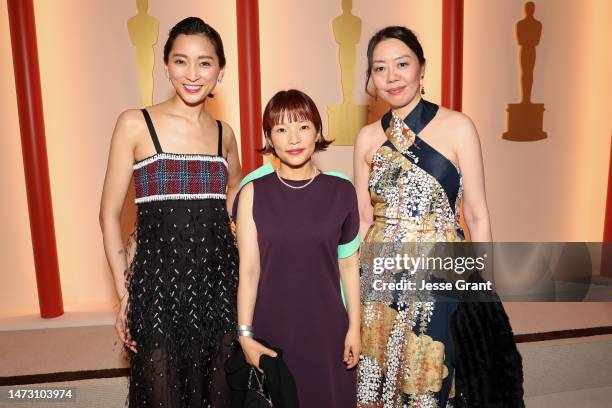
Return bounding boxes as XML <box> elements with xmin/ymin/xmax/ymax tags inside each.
<box><xmin>387</xmin><ymin>86</ymin><xmax>406</xmax><ymax>95</ymax></box>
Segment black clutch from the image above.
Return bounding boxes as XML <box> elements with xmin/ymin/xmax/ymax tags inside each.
<box><xmin>224</xmin><ymin>339</ymin><xmax>299</xmax><ymax>408</ymax></box>
<box><xmin>243</xmin><ymin>367</ymin><xmax>273</xmax><ymax>407</ymax></box>
<box><xmin>225</xmin><ymin>340</ymin><xmax>273</xmax><ymax>408</ymax></box>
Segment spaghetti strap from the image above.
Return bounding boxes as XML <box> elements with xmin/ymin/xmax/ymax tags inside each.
<box><xmin>141</xmin><ymin>109</ymin><xmax>163</xmax><ymax>154</ymax></box>
<box><xmin>216</xmin><ymin>120</ymin><xmax>223</xmax><ymax>157</ymax></box>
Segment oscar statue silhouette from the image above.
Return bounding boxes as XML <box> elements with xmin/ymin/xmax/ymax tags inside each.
<box><xmin>128</xmin><ymin>0</ymin><xmax>159</xmax><ymax>107</ymax></box>
<box><xmin>503</xmin><ymin>2</ymin><xmax>547</xmax><ymax>141</ymax></box>
<box><xmin>327</xmin><ymin>0</ymin><xmax>367</xmax><ymax>146</ymax></box>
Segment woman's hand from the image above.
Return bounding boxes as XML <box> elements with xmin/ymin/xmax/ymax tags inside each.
<box><xmin>239</xmin><ymin>337</ymin><xmax>277</xmax><ymax>372</ymax></box>
<box><xmin>230</xmin><ymin>218</ymin><xmax>237</xmax><ymax>239</ymax></box>
<box><xmin>343</xmin><ymin>328</ymin><xmax>361</xmax><ymax>369</ymax></box>
<box><xmin>116</xmin><ymin>297</ymin><xmax>137</xmax><ymax>353</ymax></box>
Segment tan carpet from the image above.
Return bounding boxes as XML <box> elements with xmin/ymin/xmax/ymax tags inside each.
<box><xmin>2</xmin><ymin>324</ymin><xmax>612</xmax><ymax>406</ymax></box>
<box><xmin>0</xmin><ymin>325</ymin><xmax>127</xmax><ymax>377</ymax></box>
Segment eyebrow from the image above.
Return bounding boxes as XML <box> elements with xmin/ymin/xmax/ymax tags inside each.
<box><xmin>172</xmin><ymin>53</ymin><xmax>214</xmax><ymax>60</ymax></box>
<box><xmin>373</xmin><ymin>55</ymin><xmax>413</xmax><ymax>63</ymax></box>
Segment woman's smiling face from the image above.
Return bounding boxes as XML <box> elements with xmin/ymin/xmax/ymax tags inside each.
<box><xmin>166</xmin><ymin>34</ymin><xmax>224</xmax><ymax>104</ymax></box>
<box><xmin>370</xmin><ymin>38</ymin><xmax>424</xmax><ymax>109</ymax></box>
<box><xmin>269</xmin><ymin>116</ymin><xmax>318</xmax><ymax>169</ymax></box>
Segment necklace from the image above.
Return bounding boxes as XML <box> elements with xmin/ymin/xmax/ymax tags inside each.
<box><xmin>275</xmin><ymin>167</ymin><xmax>319</xmax><ymax>189</ymax></box>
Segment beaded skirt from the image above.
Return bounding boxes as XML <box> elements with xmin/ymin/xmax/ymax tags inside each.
<box><xmin>126</xmin><ymin>199</ymin><xmax>238</xmax><ymax>407</ymax></box>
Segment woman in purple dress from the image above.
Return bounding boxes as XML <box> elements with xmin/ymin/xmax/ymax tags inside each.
<box><xmin>234</xmin><ymin>89</ymin><xmax>361</xmax><ymax>407</ymax></box>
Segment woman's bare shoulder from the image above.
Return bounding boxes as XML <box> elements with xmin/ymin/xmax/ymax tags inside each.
<box><xmin>217</xmin><ymin>120</ymin><xmax>237</xmax><ymax>141</ymax></box>
<box><xmin>355</xmin><ymin>120</ymin><xmax>384</xmax><ymax>148</ymax></box>
<box><xmin>435</xmin><ymin>106</ymin><xmax>475</xmax><ymax>132</ymax></box>
<box><xmin>359</xmin><ymin>120</ymin><xmax>383</xmax><ymax>137</ymax></box>
<box><xmin>113</xmin><ymin>109</ymin><xmax>148</xmax><ymax>146</ymax></box>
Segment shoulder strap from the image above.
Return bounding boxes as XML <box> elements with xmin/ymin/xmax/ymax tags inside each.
<box><xmin>141</xmin><ymin>109</ymin><xmax>162</xmax><ymax>154</ymax></box>
<box><xmin>216</xmin><ymin>120</ymin><xmax>223</xmax><ymax>157</ymax></box>
<box><xmin>380</xmin><ymin>99</ymin><xmax>438</xmax><ymax>135</ymax></box>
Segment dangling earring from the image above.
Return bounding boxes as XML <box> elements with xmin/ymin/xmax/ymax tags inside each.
<box><xmin>217</xmin><ymin>76</ymin><xmax>223</xmax><ymax>84</ymax></box>
<box><xmin>420</xmin><ymin>83</ymin><xmax>425</xmax><ymax>95</ymax></box>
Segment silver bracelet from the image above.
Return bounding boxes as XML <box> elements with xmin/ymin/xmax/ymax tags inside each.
<box><xmin>238</xmin><ymin>329</ymin><xmax>254</xmax><ymax>338</ymax></box>
<box><xmin>237</xmin><ymin>324</ymin><xmax>254</xmax><ymax>338</ymax></box>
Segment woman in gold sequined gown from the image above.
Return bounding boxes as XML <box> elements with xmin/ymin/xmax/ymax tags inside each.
<box><xmin>353</xmin><ymin>27</ymin><xmax>524</xmax><ymax>408</ymax></box>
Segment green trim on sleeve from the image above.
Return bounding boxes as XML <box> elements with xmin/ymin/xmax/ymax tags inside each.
<box><xmin>325</xmin><ymin>171</ymin><xmax>357</xmax><ymax>307</ymax></box>
<box><xmin>337</xmin><ymin>233</ymin><xmax>360</xmax><ymax>259</ymax></box>
<box><xmin>324</xmin><ymin>171</ymin><xmax>351</xmax><ymax>181</ymax></box>
<box><xmin>238</xmin><ymin>162</ymin><xmax>275</xmax><ymax>190</ymax></box>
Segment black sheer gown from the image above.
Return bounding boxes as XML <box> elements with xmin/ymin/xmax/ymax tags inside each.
<box><xmin>126</xmin><ymin>109</ymin><xmax>237</xmax><ymax>407</ymax></box>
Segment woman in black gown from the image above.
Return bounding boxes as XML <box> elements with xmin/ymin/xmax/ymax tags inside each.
<box><xmin>100</xmin><ymin>17</ymin><xmax>242</xmax><ymax>407</ymax></box>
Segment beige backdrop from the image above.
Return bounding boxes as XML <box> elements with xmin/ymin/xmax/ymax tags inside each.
<box><xmin>1</xmin><ymin>1</ymin><xmax>610</xmax><ymax>326</ymax></box>
<box><xmin>464</xmin><ymin>0</ymin><xmax>611</xmax><ymax>242</ymax></box>
<box><xmin>0</xmin><ymin>0</ymin><xmax>240</xmax><ymax>317</ymax></box>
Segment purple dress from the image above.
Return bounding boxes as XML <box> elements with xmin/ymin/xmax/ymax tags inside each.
<box><xmin>236</xmin><ymin>166</ymin><xmax>360</xmax><ymax>407</ymax></box>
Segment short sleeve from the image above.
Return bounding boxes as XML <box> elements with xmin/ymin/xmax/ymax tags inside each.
<box><xmin>337</xmin><ymin>181</ymin><xmax>360</xmax><ymax>259</ymax></box>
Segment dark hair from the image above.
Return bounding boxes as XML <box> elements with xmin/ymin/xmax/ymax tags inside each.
<box><xmin>259</xmin><ymin>89</ymin><xmax>332</xmax><ymax>155</ymax></box>
<box><xmin>365</xmin><ymin>26</ymin><xmax>425</xmax><ymax>95</ymax></box>
<box><xmin>163</xmin><ymin>17</ymin><xmax>226</xmax><ymax>68</ymax></box>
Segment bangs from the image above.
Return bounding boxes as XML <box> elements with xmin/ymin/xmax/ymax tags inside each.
<box><xmin>263</xmin><ymin>90</ymin><xmax>322</xmax><ymax>134</ymax></box>
<box><xmin>268</xmin><ymin>106</ymin><xmax>312</xmax><ymax>128</ymax></box>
